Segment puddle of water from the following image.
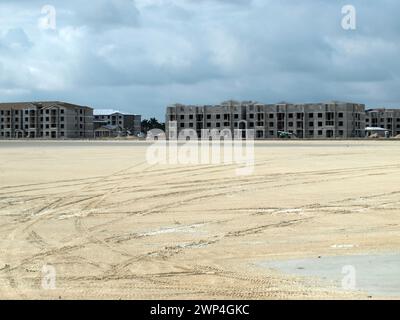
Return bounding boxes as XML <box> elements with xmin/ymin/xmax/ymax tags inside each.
<box><xmin>259</xmin><ymin>253</ymin><xmax>400</xmax><ymax>297</ymax></box>
<box><xmin>139</xmin><ymin>223</ymin><xmax>206</xmax><ymax>236</ymax></box>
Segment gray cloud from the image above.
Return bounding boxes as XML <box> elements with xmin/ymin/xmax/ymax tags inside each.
<box><xmin>0</xmin><ymin>0</ymin><xmax>399</xmax><ymax>119</ymax></box>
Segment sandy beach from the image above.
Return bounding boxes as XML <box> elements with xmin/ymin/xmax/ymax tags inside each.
<box><xmin>0</xmin><ymin>140</ymin><xmax>399</xmax><ymax>299</ymax></box>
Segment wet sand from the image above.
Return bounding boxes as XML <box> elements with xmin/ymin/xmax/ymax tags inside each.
<box><xmin>0</xmin><ymin>140</ymin><xmax>399</xmax><ymax>299</ymax></box>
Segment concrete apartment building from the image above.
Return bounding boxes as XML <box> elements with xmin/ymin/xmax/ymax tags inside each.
<box><xmin>94</xmin><ymin>110</ymin><xmax>141</xmax><ymax>135</ymax></box>
<box><xmin>0</xmin><ymin>101</ymin><xmax>93</xmax><ymax>139</ymax></box>
<box><xmin>365</xmin><ymin>108</ymin><xmax>400</xmax><ymax>137</ymax></box>
<box><xmin>166</xmin><ymin>101</ymin><xmax>366</xmax><ymax>139</ymax></box>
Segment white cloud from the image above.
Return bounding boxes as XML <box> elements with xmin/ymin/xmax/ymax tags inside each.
<box><xmin>0</xmin><ymin>0</ymin><xmax>399</xmax><ymax>118</ymax></box>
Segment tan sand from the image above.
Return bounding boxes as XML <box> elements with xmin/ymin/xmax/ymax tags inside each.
<box><xmin>0</xmin><ymin>140</ymin><xmax>399</xmax><ymax>299</ymax></box>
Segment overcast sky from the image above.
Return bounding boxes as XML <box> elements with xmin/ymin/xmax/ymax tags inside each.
<box><xmin>0</xmin><ymin>0</ymin><xmax>399</xmax><ymax>119</ymax></box>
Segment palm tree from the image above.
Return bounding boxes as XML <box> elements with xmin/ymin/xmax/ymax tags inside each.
<box><xmin>141</xmin><ymin>118</ymin><xmax>165</xmax><ymax>133</ymax></box>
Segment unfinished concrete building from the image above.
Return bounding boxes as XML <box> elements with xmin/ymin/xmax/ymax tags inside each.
<box><xmin>94</xmin><ymin>110</ymin><xmax>141</xmax><ymax>135</ymax></box>
<box><xmin>0</xmin><ymin>101</ymin><xmax>93</xmax><ymax>139</ymax></box>
<box><xmin>166</xmin><ymin>101</ymin><xmax>366</xmax><ymax>139</ymax></box>
<box><xmin>365</xmin><ymin>109</ymin><xmax>400</xmax><ymax>137</ymax></box>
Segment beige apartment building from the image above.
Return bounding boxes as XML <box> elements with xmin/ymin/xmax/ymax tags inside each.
<box><xmin>365</xmin><ymin>108</ymin><xmax>400</xmax><ymax>137</ymax></box>
<box><xmin>166</xmin><ymin>101</ymin><xmax>366</xmax><ymax>139</ymax></box>
<box><xmin>0</xmin><ymin>101</ymin><xmax>93</xmax><ymax>139</ymax></box>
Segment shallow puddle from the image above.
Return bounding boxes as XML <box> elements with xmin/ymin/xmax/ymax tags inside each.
<box><xmin>259</xmin><ymin>253</ymin><xmax>400</xmax><ymax>297</ymax></box>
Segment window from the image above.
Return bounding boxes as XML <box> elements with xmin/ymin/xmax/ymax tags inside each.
<box><xmin>318</xmin><ymin>113</ymin><xmax>323</xmax><ymax>118</ymax></box>
<box><xmin>288</xmin><ymin>113</ymin><xmax>293</xmax><ymax>118</ymax></box>
<box><xmin>309</xmin><ymin>113</ymin><xmax>314</xmax><ymax>118</ymax></box>
<box><xmin>180</xmin><ymin>115</ymin><xmax>185</xmax><ymax>120</ymax></box>
<box><xmin>207</xmin><ymin>114</ymin><xmax>211</xmax><ymax>119</ymax></box>
<box><xmin>234</xmin><ymin>114</ymin><xmax>239</xmax><ymax>119</ymax></box>
<box><xmin>318</xmin><ymin>122</ymin><xmax>323</xmax><ymax>127</ymax></box>
<box><xmin>338</xmin><ymin>113</ymin><xmax>343</xmax><ymax>118</ymax></box>
<box><xmin>309</xmin><ymin>130</ymin><xmax>314</xmax><ymax>136</ymax></box>
<box><xmin>249</xmin><ymin>114</ymin><xmax>254</xmax><ymax>119</ymax></box>
<box><xmin>216</xmin><ymin>123</ymin><xmax>220</xmax><ymax>127</ymax></box>
<box><xmin>189</xmin><ymin>115</ymin><xmax>194</xmax><ymax>120</ymax></box>
<box><xmin>180</xmin><ymin>123</ymin><xmax>184</xmax><ymax>128</ymax></box>
<box><xmin>224</xmin><ymin>122</ymin><xmax>229</xmax><ymax>126</ymax></box>
<box><xmin>288</xmin><ymin>122</ymin><xmax>293</xmax><ymax>127</ymax></box>
<box><xmin>318</xmin><ymin>130</ymin><xmax>323</xmax><ymax>135</ymax></box>
<box><xmin>269</xmin><ymin>114</ymin><xmax>274</xmax><ymax>119</ymax></box>
<box><xmin>216</xmin><ymin>114</ymin><xmax>221</xmax><ymax>119</ymax></box>
<box><xmin>249</xmin><ymin>122</ymin><xmax>254</xmax><ymax>128</ymax></box>
<box><xmin>309</xmin><ymin>122</ymin><xmax>314</xmax><ymax>127</ymax></box>
<box><xmin>189</xmin><ymin>123</ymin><xmax>193</xmax><ymax>127</ymax></box>
<box><xmin>207</xmin><ymin>123</ymin><xmax>211</xmax><ymax>128</ymax></box>
<box><xmin>46</xmin><ymin>110</ymin><xmax>49</xmax><ymax>114</ymax></box>
<box><xmin>61</xmin><ymin>117</ymin><xmax>64</xmax><ymax>122</ymax></box>
<box><xmin>61</xmin><ymin>109</ymin><xmax>64</xmax><ymax>114</ymax></box>
<box><xmin>338</xmin><ymin>121</ymin><xmax>343</xmax><ymax>126</ymax></box>
<box><xmin>269</xmin><ymin>122</ymin><xmax>274</xmax><ymax>127</ymax></box>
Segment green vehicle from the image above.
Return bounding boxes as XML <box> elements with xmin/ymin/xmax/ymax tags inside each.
<box><xmin>277</xmin><ymin>131</ymin><xmax>296</xmax><ymax>139</ymax></box>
